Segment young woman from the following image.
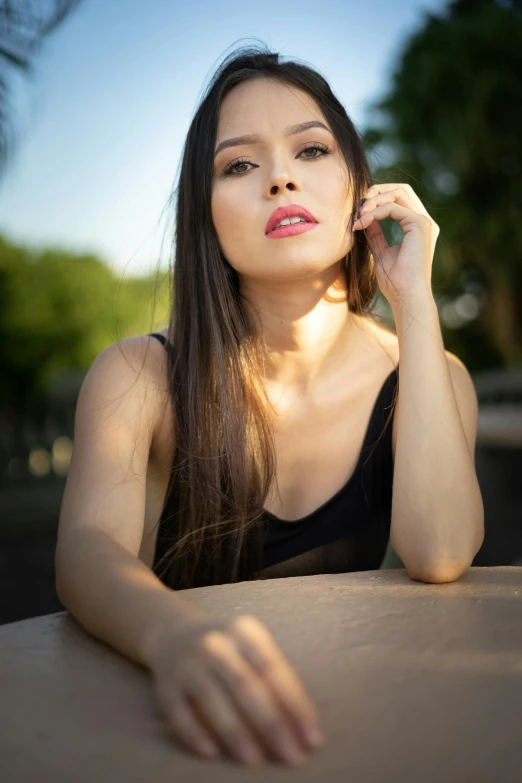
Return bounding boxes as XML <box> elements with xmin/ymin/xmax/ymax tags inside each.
<box><xmin>55</xmin><ymin>46</ymin><xmax>484</xmax><ymax>767</ymax></box>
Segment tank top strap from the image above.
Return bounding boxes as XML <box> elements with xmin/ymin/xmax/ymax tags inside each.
<box><xmin>148</xmin><ymin>332</ymin><xmax>165</xmax><ymax>345</ymax></box>
<box><xmin>148</xmin><ymin>332</ymin><xmax>173</xmax><ymax>352</ymax></box>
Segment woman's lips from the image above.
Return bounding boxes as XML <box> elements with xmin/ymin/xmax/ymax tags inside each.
<box><xmin>266</xmin><ymin>221</ymin><xmax>318</xmax><ymax>239</ymax></box>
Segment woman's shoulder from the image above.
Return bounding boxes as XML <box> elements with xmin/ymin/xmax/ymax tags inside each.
<box><xmin>134</xmin><ymin>328</ymin><xmax>176</xmax><ymax>465</ymax></box>
<box><xmin>100</xmin><ymin>330</ymin><xmax>173</xmax><ymax>453</ymax></box>
<box><xmin>357</xmin><ymin>314</ymin><xmax>400</xmax><ymax>367</ymax></box>
<box><xmin>109</xmin><ymin>329</ymin><xmax>171</xmax><ymax>392</ymax></box>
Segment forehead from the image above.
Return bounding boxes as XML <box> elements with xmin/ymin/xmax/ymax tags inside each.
<box><xmin>216</xmin><ymin>78</ymin><xmax>325</xmax><ymax>136</ymax></box>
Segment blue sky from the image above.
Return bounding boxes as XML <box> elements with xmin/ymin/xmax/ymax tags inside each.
<box><xmin>0</xmin><ymin>0</ymin><xmax>448</xmax><ymax>277</ymax></box>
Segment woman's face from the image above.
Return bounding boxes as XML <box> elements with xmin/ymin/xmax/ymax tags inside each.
<box><xmin>211</xmin><ymin>78</ymin><xmax>355</xmax><ymax>284</ymax></box>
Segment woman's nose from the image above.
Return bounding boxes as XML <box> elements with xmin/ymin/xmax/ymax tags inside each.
<box><xmin>268</xmin><ymin>180</ymin><xmax>297</xmax><ymax>196</ymax></box>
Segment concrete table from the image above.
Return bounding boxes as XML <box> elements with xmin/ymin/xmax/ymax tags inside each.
<box><xmin>1</xmin><ymin>567</ymin><xmax>521</xmax><ymax>782</ymax></box>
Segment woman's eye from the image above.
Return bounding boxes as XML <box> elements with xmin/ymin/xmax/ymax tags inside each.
<box><xmin>223</xmin><ymin>143</ymin><xmax>330</xmax><ymax>177</ymax></box>
<box><xmin>224</xmin><ymin>158</ymin><xmax>250</xmax><ymax>176</ymax></box>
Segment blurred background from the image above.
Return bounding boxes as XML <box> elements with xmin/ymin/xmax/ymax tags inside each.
<box><xmin>0</xmin><ymin>0</ymin><xmax>521</xmax><ymax>625</ymax></box>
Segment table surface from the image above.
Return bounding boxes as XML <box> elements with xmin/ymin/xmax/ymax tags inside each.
<box><xmin>1</xmin><ymin>566</ymin><xmax>521</xmax><ymax>782</ymax></box>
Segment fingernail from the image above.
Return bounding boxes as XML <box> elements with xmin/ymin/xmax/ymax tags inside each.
<box><xmin>199</xmin><ymin>739</ymin><xmax>219</xmax><ymax>757</ymax></box>
<box><xmin>279</xmin><ymin>738</ymin><xmax>304</xmax><ymax>764</ymax></box>
<box><xmin>304</xmin><ymin>724</ymin><xmax>324</xmax><ymax>748</ymax></box>
<box><xmin>238</xmin><ymin>741</ymin><xmax>262</xmax><ymax>765</ymax></box>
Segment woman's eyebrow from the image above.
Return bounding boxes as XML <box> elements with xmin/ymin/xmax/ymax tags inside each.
<box><xmin>214</xmin><ymin>120</ymin><xmax>333</xmax><ymax>158</ymax></box>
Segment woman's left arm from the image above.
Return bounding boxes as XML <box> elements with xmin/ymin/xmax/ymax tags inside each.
<box><xmin>389</xmin><ymin>294</ymin><xmax>484</xmax><ymax>583</ymax></box>
<box><xmin>353</xmin><ymin>184</ymin><xmax>485</xmax><ymax>583</ymax></box>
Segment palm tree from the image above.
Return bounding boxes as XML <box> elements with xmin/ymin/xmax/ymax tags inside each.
<box><xmin>0</xmin><ymin>0</ymin><xmax>81</xmax><ymax>177</ymax></box>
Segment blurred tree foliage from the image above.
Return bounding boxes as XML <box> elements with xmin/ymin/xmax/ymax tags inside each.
<box><xmin>0</xmin><ymin>233</ymin><xmax>171</xmax><ymax>407</ymax></box>
<box><xmin>361</xmin><ymin>0</ymin><xmax>522</xmax><ymax>370</ymax></box>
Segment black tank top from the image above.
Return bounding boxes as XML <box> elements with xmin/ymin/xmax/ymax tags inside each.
<box><xmin>147</xmin><ymin>332</ymin><xmax>398</xmax><ymax>583</ymax></box>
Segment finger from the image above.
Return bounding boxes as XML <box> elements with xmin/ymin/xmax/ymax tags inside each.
<box><xmin>354</xmin><ymin>201</ymin><xmax>426</xmax><ymax>231</ymax></box>
<box><xmin>366</xmin><ymin>182</ymin><xmax>423</xmax><ymax>209</ymax></box>
<box><xmin>356</xmin><ymin>194</ymin><xmax>398</xmax><ymax>256</ymax></box>
<box><xmin>366</xmin><ymin>183</ymin><xmax>399</xmax><ymax>199</ymax></box>
<box><xmin>230</xmin><ymin>616</ymin><xmax>324</xmax><ymax>748</ymax></box>
<box><xmin>355</xmin><ymin>214</ymin><xmax>390</xmax><ymax>260</ymax></box>
<box><xmin>202</xmin><ymin>630</ymin><xmax>306</xmax><ymax>765</ymax></box>
<box><xmin>157</xmin><ymin>692</ymin><xmax>221</xmax><ymax>761</ymax></box>
<box><xmin>360</xmin><ymin>189</ymin><xmax>414</xmax><ymax>216</ymax></box>
<box><xmin>185</xmin><ymin>670</ymin><xmax>271</xmax><ymax>766</ymax></box>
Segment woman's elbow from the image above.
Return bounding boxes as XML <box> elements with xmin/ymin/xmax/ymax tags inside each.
<box><xmin>406</xmin><ymin>559</ymin><xmax>472</xmax><ymax>584</ymax></box>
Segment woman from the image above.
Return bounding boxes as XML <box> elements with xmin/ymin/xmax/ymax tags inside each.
<box><xmin>55</xmin><ymin>45</ymin><xmax>484</xmax><ymax>766</ymax></box>
<box><xmin>145</xmin><ymin>47</ymin><xmax>483</xmax><ymax>590</ymax></box>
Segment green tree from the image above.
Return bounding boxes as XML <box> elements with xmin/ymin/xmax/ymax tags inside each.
<box><xmin>362</xmin><ymin>0</ymin><xmax>522</xmax><ymax>369</ymax></box>
<box><xmin>0</xmin><ymin>233</ymin><xmax>170</xmax><ymax>407</ymax></box>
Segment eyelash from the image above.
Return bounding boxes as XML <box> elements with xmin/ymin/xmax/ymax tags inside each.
<box><xmin>223</xmin><ymin>143</ymin><xmax>331</xmax><ymax>177</ymax></box>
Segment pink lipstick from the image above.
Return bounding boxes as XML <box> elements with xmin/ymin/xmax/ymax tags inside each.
<box><xmin>267</xmin><ymin>221</ymin><xmax>318</xmax><ymax>239</ymax></box>
<box><xmin>265</xmin><ymin>203</ymin><xmax>318</xmax><ymax>238</ymax></box>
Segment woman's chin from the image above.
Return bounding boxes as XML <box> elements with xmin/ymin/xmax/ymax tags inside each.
<box><xmin>244</xmin><ymin>259</ymin><xmax>342</xmax><ymax>283</ymax></box>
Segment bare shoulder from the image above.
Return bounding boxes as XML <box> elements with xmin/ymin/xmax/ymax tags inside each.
<box><xmin>106</xmin><ymin>331</ymin><xmax>170</xmax><ymax>397</ymax></box>
<box><xmin>128</xmin><ymin>328</ymin><xmax>175</xmax><ymax>463</ymax></box>
<box><xmin>94</xmin><ymin>330</ymin><xmax>172</xmax><ymax>449</ymax></box>
<box><xmin>356</xmin><ymin>313</ymin><xmax>400</xmax><ymax>367</ymax></box>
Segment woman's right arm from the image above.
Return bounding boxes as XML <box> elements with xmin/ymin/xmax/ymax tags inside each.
<box><xmin>54</xmin><ymin>336</ymin><xmax>323</xmax><ymax>766</ymax></box>
<box><xmin>54</xmin><ymin>335</ymin><xmax>209</xmax><ymax>670</ymax></box>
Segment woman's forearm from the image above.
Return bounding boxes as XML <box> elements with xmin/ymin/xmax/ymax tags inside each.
<box><xmin>389</xmin><ymin>294</ymin><xmax>484</xmax><ymax>582</ymax></box>
<box><xmin>55</xmin><ymin>527</ymin><xmax>211</xmax><ymax>670</ymax></box>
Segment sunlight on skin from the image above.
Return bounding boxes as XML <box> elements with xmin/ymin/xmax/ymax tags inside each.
<box><xmin>211</xmin><ymin>78</ymin><xmax>365</xmax><ymax>392</ymax></box>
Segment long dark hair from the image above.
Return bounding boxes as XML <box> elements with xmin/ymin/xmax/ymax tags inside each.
<box><xmin>152</xmin><ymin>43</ymin><xmax>393</xmax><ymax>590</ymax></box>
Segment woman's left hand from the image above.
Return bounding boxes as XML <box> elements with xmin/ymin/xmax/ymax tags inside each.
<box><xmin>352</xmin><ymin>183</ymin><xmax>440</xmax><ymax>308</ymax></box>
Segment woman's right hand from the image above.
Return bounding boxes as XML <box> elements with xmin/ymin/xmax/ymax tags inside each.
<box><xmin>149</xmin><ymin>612</ymin><xmax>325</xmax><ymax>766</ymax></box>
